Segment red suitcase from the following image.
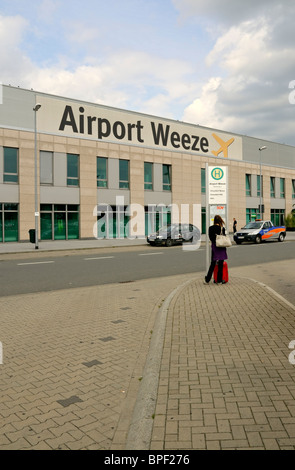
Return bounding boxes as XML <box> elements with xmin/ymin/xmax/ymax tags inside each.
<box><xmin>214</xmin><ymin>261</ymin><xmax>229</xmax><ymax>283</ymax></box>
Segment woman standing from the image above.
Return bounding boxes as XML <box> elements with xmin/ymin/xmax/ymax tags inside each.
<box><xmin>204</xmin><ymin>215</ymin><xmax>228</xmax><ymax>284</ymax></box>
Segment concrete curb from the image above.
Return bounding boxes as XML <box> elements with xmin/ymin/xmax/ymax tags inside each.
<box><xmin>125</xmin><ymin>278</ymin><xmax>196</xmax><ymax>450</ymax></box>
<box><xmin>237</xmin><ymin>276</ymin><xmax>295</xmax><ymax>311</ymax></box>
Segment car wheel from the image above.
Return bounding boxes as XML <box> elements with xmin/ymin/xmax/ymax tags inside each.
<box><xmin>165</xmin><ymin>238</ymin><xmax>173</xmax><ymax>247</ymax></box>
<box><xmin>235</xmin><ymin>240</ymin><xmax>242</xmax><ymax>245</ymax></box>
<box><xmin>255</xmin><ymin>235</ymin><xmax>261</xmax><ymax>244</ymax></box>
<box><xmin>278</xmin><ymin>233</ymin><xmax>285</xmax><ymax>242</ymax></box>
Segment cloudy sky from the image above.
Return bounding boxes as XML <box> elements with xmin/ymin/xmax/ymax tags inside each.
<box><xmin>1</xmin><ymin>0</ymin><xmax>295</xmax><ymax>145</ymax></box>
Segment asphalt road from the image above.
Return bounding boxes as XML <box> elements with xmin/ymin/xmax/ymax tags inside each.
<box><xmin>0</xmin><ymin>240</ymin><xmax>294</xmax><ymax>297</ymax></box>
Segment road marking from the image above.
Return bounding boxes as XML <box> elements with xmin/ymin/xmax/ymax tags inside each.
<box><xmin>17</xmin><ymin>261</ymin><xmax>55</xmax><ymax>266</ymax></box>
<box><xmin>139</xmin><ymin>252</ymin><xmax>163</xmax><ymax>256</ymax></box>
<box><xmin>84</xmin><ymin>256</ymin><xmax>115</xmax><ymax>260</ymax></box>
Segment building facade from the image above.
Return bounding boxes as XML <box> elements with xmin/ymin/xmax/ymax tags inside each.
<box><xmin>0</xmin><ymin>84</ymin><xmax>294</xmax><ymax>243</ymax></box>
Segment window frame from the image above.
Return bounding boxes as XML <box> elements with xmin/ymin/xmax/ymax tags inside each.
<box><xmin>270</xmin><ymin>177</ymin><xmax>275</xmax><ymax>198</ymax></box>
<box><xmin>40</xmin><ymin>150</ymin><xmax>54</xmax><ymax>185</ymax></box>
<box><xmin>163</xmin><ymin>164</ymin><xmax>172</xmax><ymax>192</ymax></box>
<box><xmin>245</xmin><ymin>174</ymin><xmax>251</xmax><ymax>197</ymax></box>
<box><xmin>0</xmin><ymin>203</ymin><xmax>19</xmax><ymax>242</ymax></box>
<box><xmin>3</xmin><ymin>147</ymin><xmax>18</xmax><ymax>183</ymax></box>
<box><xmin>201</xmin><ymin>168</ymin><xmax>206</xmax><ymax>194</ymax></box>
<box><xmin>67</xmin><ymin>153</ymin><xmax>79</xmax><ymax>187</ymax></box>
<box><xmin>119</xmin><ymin>159</ymin><xmax>130</xmax><ymax>189</ymax></box>
<box><xmin>40</xmin><ymin>204</ymin><xmax>79</xmax><ymax>240</ymax></box>
<box><xmin>144</xmin><ymin>162</ymin><xmax>153</xmax><ymax>191</ymax></box>
<box><xmin>257</xmin><ymin>174</ymin><xmax>263</xmax><ymax>197</ymax></box>
<box><xmin>280</xmin><ymin>178</ymin><xmax>285</xmax><ymax>198</ymax></box>
<box><xmin>97</xmin><ymin>156</ymin><xmax>108</xmax><ymax>188</ymax></box>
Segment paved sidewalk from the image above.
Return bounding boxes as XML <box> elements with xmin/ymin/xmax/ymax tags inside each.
<box><xmin>147</xmin><ymin>276</ymin><xmax>295</xmax><ymax>450</ymax></box>
<box><xmin>0</xmin><ymin>231</ymin><xmax>294</xmax><ymax>255</ymax></box>
<box><xmin>0</xmin><ymin>247</ymin><xmax>295</xmax><ymax>450</ymax></box>
<box><xmin>0</xmin><ymin>274</ymin><xmax>192</xmax><ymax>450</ymax></box>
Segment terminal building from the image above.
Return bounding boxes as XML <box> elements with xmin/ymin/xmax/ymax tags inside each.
<box><xmin>0</xmin><ymin>84</ymin><xmax>294</xmax><ymax>243</ymax></box>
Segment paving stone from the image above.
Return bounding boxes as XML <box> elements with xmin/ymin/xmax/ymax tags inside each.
<box><xmin>82</xmin><ymin>360</ymin><xmax>103</xmax><ymax>368</ymax></box>
<box><xmin>98</xmin><ymin>336</ymin><xmax>116</xmax><ymax>342</ymax></box>
<box><xmin>150</xmin><ymin>277</ymin><xmax>295</xmax><ymax>451</ymax></box>
<box><xmin>1</xmin><ymin>270</ymin><xmax>295</xmax><ymax>450</ymax></box>
<box><xmin>0</xmin><ymin>273</ymin><xmax>193</xmax><ymax>450</ymax></box>
<box><xmin>57</xmin><ymin>396</ymin><xmax>83</xmax><ymax>408</ymax></box>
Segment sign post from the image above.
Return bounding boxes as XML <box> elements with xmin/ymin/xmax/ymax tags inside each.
<box><xmin>206</xmin><ymin>166</ymin><xmax>228</xmax><ymax>273</ymax></box>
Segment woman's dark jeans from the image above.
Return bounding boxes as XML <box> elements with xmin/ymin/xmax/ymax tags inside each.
<box><xmin>205</xmin><ymin>259</ymin><xmax>224</xmax><ymax>283</ymax></box>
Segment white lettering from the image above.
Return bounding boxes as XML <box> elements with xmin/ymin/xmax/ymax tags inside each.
<box><xmin>93</xmin><ymin>200</ymin><xmax>201</xmax><ymax>250</ymax></box>
<box><xmin>289</xmin><ymin>340</ymin><xmax>295</xmax><ymax>365</ymax></box>
<box><xmin>104</xmin><ymin>455</ymin><xmax>138</xmax><ymax>467</ymax></box>
<box><xmin>288</xmin><ymin>80</ymin><xmax>295</xmax><ymax>104</ymax></box>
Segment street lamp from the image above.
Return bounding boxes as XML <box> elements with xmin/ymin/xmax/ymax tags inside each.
<box><xmin>33</xmin><ymin>103</ymin><xmax>42</xmax><ymax>249</ymax></box>
<box><xmin>259</xmin><ymin>146</ymin><xmax>267</xmax><ymax>219</ymax></box>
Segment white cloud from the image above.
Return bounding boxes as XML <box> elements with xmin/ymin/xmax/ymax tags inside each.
<box><xmin>172</xmin><ymin>0</ymin><xmax>284</xmax><ymax>26</ymax></box>
<box><xmin>0</xmin><ymin>15</ymin><xmax>33</xmax><ymax>84</ymax></box>
<box><xmin>0</xmin><ymin>11</ymin><xmax>197</xmax><ymax>117</ymax></box>
<box><xmin>36</xmin><ymin>0</ymin><xmax>60</xmax><ymax>23</ymax></box>
<box><xmin>65</xmin><ymin>21</ymin><xmax>102</xmax><ymax>46</ymax></box>
<box><xmin>1</xmin><ymin>2</ymin><xmax>295</xmax><ymax>145</ymax></box>
<box><xmin>180</xmin><ymin>4</ymin><xmax>295</xmax><ymax>144</ymax></box>
<box><xmin>183</xmin><ymin>77</ymin><xmax>222</xmax><ymax>127</ymax></box>
<box><xmin>23</xmin><ymin>50</ymin><xmax>197</xmax><ymax>119</ymax></box>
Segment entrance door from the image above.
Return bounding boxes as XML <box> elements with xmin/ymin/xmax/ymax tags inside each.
<box><xmin>54</xmin><ymin>212</ymin><xmax>66</xmax><ymax>240</ymax></box>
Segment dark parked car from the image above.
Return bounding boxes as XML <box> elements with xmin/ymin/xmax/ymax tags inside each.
<box><xmin>147</xmin><ymin>223</ymin><xmax>201</xmax><ymax>247</ymax></box>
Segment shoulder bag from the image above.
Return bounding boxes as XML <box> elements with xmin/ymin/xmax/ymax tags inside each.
<box><xmin>216</xmin><ymin>228</ymin><xmax>232</xmax><ymax>248</ymax></box>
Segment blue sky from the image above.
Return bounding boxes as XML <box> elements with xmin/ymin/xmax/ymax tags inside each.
<box><xmin>1</xmin><ymin>0</ymin><xmax>295</xmax><ymax>146</ymax></box>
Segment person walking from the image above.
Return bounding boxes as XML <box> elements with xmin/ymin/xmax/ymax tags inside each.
<box><xmin>204</xmin><ymin>215</ymin><xmax>228</xmax><ymax>284</ymax></box>
<box><xmin>233</xmin><ymin>218</ymin><xmax>237</xmax><ymax>233</ymax></box>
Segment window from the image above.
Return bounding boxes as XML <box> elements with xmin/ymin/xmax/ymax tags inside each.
<box><xmin>292</xmin><ymin>180</ymin><xmax>295</xmax><ymax>199</ymax></box>
<box><xmin>201</xmin><ymin>207</ymin><xmax>206</xmax><ymax>234</ymax></box>
<box><xmin>40</xmin><ymin>204</ymin><xmax>79</xmax><ymax>240</ymax></box>
<box><xmin>145</xmin><ymin>205</ymin><xmax>172</xmax><ymax>236</ymax></box>
<box><xmin>257</xmin><ymin>175</ymin><xmax>263</xmax><ymax>197</ymax></box>
<box><xmin>0</xmin><ymin>203</ymin><xmax>18</xmax><ymax>242</ymax></box>
<box><xmin>96</xmin><ymin>204</ymin><xmax>130</xmax><ymax>239</ymax></box>
<box><xmin>201</xmin><ymin>168</ymin><xmax>206</xmax><ymax>194</ymax></box>
<box><xmin>270</xmin><ymin>177</ymin><xmax>275</xmax><ymax>198</ymax></box>
<box><xmin>97</xmin><ymin>157</ymin><xmax>108</xmax><ymax>188</ymax></box>
<box><xmin>119</xmin><ymin>160</ymin><xmax>129</xmax><ymax>189</ymax></box>
<box><xmin>163</xmin><ymin>164</ymin><xmax>172</xmax><ymax>191</ymax></box>
<box><xmin>246</xmin><ymin>208</ymin><xmax>259</xmax><ymax>224</ymax></box>
<box><xmin>40</xmin><ymin>151</ymin><xmax>53</xmax><ymax>185</ymax></box>
<box><xmin>245</xmin><ymin>174</ymin><xmax>251</xmax><ymax>196</ymax></box>
<box><xmin>144</xmin><ymin>162</ymin><xmax>153</xmax><ymax>190</ymax></box>
<box><xmin>3</xmin><ymin>147</ymin><xmax>18</xmax><ymax>183</ymax></box>
<box><xmin>271</xmin><ymin>209</ymin><xmax>285</xmax><ymax>226</ymax></box>
<box><xmin>67</xmin><ymin>154</ymin><xmax>79</xmax><ymax>186</ymax></box>
<box><xmin>280</xmin><ymin>178</ymin><xmax>285</xmax><ymax>198</ymax></box>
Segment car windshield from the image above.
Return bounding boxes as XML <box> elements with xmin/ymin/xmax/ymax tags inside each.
<box><xmin>242</xmin><ymin>222</ymin><xmax>262</xmax><ymax>229</ymax></box>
